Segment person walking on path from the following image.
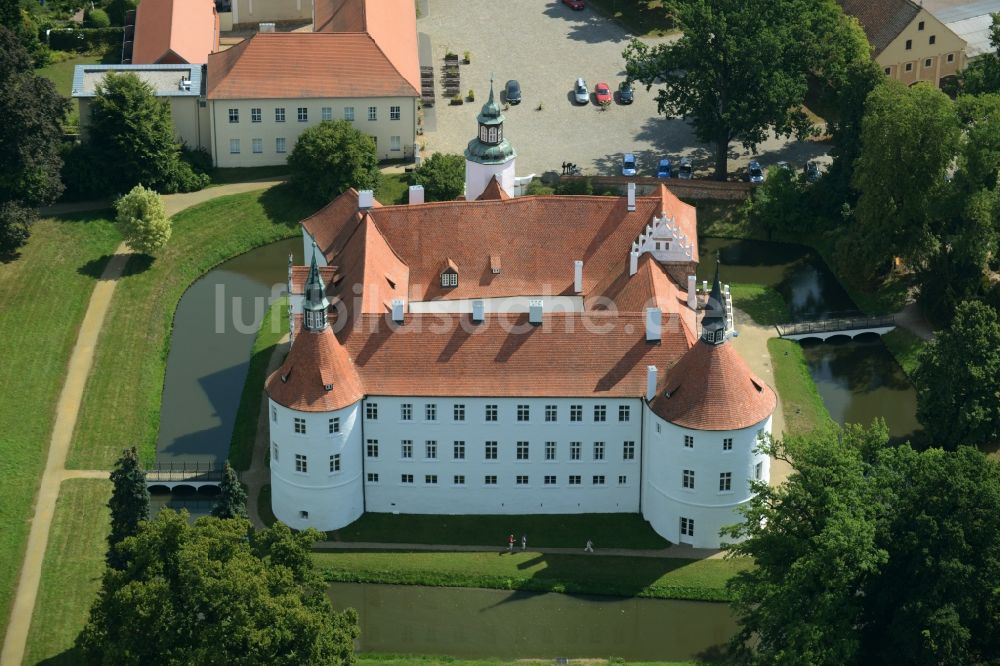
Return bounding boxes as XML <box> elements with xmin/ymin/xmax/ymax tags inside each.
<box><xmin>521</xmin><ymin>534</ymin><xmax>527</xmax><ymax>551</ymax></box>
<box><xmin>585</xmin><ymin>538</ymin><xmax>594</xmax><ymax>552</ymax></box>
<box><xmin>508</xmin><ymin>533</ymin><xmax>515</xmax><ymax>554</ymax></box>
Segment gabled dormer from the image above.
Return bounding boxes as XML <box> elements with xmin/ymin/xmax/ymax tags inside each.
<box><xmin>440</xmin><ymin>258</ymin><xmax>458</xmax><ymax>288</ymax></box>
<box><xmin>631</xmin><ymin>211</ymin><xmax>695</xmax><ymax>265</ymax></box>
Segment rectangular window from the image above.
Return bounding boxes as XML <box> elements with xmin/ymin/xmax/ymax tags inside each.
<box><xmin>684</xmin><ymin>435</ymin><xmax>694</xmax><ymax>448</ymax></box>
<box><xmin>425</xmin><ymin>404</ymin><xmax>437</xmax><ymax>421</ymax></box>
<box><xmin>401</xmin><ymin>473</ymin><xmax>413</xmax><ymax>484</ymax></box>
<box><xmin>755</xmin><ymin>462</ymin><xmax>763</xmax><ymax>480</ymax></box>
<box><xmin>544</xmin><ymin>475</ymin><xmax>557</xmax><ymax>485</ymax></box>
<box><xmin>401</xmin><ymin>403</ymin><xmax>412</xmax><ymax>420</ymax></box>
<box><xmin>682</xmin><ymin>469</ymin><xmax>695</xmax><ymax>489</ymax></box>
<box><xmin>275</xmin><ymin>137</ymin><xmax>286</xmax><ymax>153</ymax></box>
<box><xmin>618</xmin><ymin>475</ymin><xmax>627</xmax><ymax>485</ymax></box>
<box><xmin>592</xmin><ymin>475</ymin><xmax>605</xmax><ymax>485</ymax></box>
<box><xmin>905</xmin><ymin>39</ymin><xmax>912</xmax><ymax>50</ymax></box>
<box><xmin>885</xmin><ymin>67</ymin><xmax>891</xmax><ymax>75</ymax></box>
<box><xmin>544</xmin><ymin>405</ymin><xmax>557</xmax><ymax>422</ymax></box>
<box><xmin>905</xmin><ymin>63</ymin><xmax>913</xmax><ymax>72</ymax></box>
<box><xmin>330</xmin><ymin>454</ymin><xmax>341</xmax><ymax>473</ymax></box>
<box><xmin>485</xmin><ymin>404</ymin><xmax>498</xmax><ymax>421</ymax></box>
<box><xmin>453</xmin><ymin>404</ymin><xmax>465</xmax><ymax>421</ymax></box>
<box><xmin>516</xmin><ymin>441</ymin><xmax>529</xmax><ymax>460</ymax></box>
<box><xmin>297</xmin><ymin>107</ymin><xmax>308</xmax><ymax>122</ymax></box>
<box><xmin>570</xmin><ymin>441</ymin><xmax>581</xmax><ymax>460</ymax></box>
<box><xmin>321</xmin><ymin>106</ymin><xmax>332</xmax><ymax>121</ymax></box>
<box><xmin>390</xmin><ymin>135</ymin><xmax>401</xmax><ymax>152</ymax></box>
<box><xmin>484</xmin><ymin>475</ymin><xmax>497</xmax><ymax>485</ymax></box>
<box><xmin>719</xmin><ymin>472</ymin><xmax>733</xmax><ymax>492</ymax></box>
<box><xmin>401</xmin><ymin>440</ymin><xmax>413</xmax><ymax>458</ymax></box>
<box><xmin>680</xmin><ymin>517</ymin><xmax>694</xmax><ymax>536</ymax></box>
<box><xmin>271</xmin><ymin>406</ymin><xmax>277</xmax><ymax>422</ymax></box>
<box><xmin>570</xmin><ymin>405</ymin><xmax>582</xmax><ymax>422</ymax></box>
<box><xmin>623</xmin><ymin>441</ymin><xmax>635</xmax><ymax>460</ymax></box>
<box><xmin>453</xmin><ymin>441</ymin><xmax>465</xmax><ymax>459</ymax></box>
<box><xmin>228</xmin><ymin>108</ymin><xmax>239</xmax><ymax>123</ymax></box>
<box><xmin>367</xmin><ymin>472</ymin><xmax>379</xmax><ymax>483</ymax></box>
<box><xmin>271</xmin><ymin>441</ymin><xmax>278</xmax><ymax>462</ymax></box>
<box><xmin>723</xmin><ymin>437</ymin><xmax>733</xmax><ymax>451</ymax></box>
<box><xmin>367</xmin><ymin>106</ymin><xmax>377</xmax><ymax>121</ymax></box>
<box><xmin>366</xmin><ymin>439</ymin><xmax>379</xmax><ymax>458</ymax></box>
<box><xmin>295</xmin><ymin>454</ymin><xmax>307</xmax><ymax>473</ymax></box>
<box><xmin>275</xmin><ymin>107</ymin><xmax>285</xmax><ymax>122</ymax></box>
<box><xmin>485</xmin><ymin>441</ymin><xmax>498</xmax><ymax>460</ymax></box>
<box><xmin>229</xmin><ymin>138</ymin><xmax>240</xmax><ymax>154</ymax></box>
<box><xmin>517</xmin><ymin>404</ymin><xmax>530</xmax><ymax>422</ymax></box>
<box><xmin>545</xmin><ymin>441</ymin><xmax>556</xmax><ymax>460</ymax></box>
<box><xmin>366</xmin><ymin>403</ymin><xmax>378</xmax><ymax>420</ymax></box>
<box><xmin>918</xmin><ymin>20</ymin><xmax>925</xmax><ymax>30</ymax></box>
<box><xmin>454</xmin><ymin>475</ymin><xmax>465</xmax><ymax>485</ymax></box>
<box><xmin>425</xmin><ymin>440</ymin><xmax>437</xmax><ymax>459</ymax></box>
<box><xmin>947</xmin><ymin>53</ymin><xmax>955</xmax><ymax>63</ymax></box>
<box><xmin>569</xmin><ymin>475</ymin><xmax>581</xmax><ymax>485</ymax></box>
<box><xmin>516</xmin><ymin>475</ymin><xmax>529</xmax><ymax>486</ymax></box>
<box><xmin>390</xmin><ymin>105</ymin><xmax>401</xmax><ymax>120</ymax></box>
<box><xmin>618</xmin><ymin>405</ymin><xmax>630</xmax><ymax>422</ymax></box>
<box><xmin>425</xmin><ymin>474</ymin><xmax>437</xmax><ymax>485</ymax></box>
<box><xmin>329</xmin><ymin>417</ymin><xmax>339</xmax><ymax>434</ymax></box>
<box><xmin>929</xmin><ymin>35</ymin><xmax>936</xmax><ymax>45</ymax></box>
<box><xmin>593</xmin><ymin>405</ymin><xmax>606</xmax><ymax>422</ymax></box>
<box><xmin>251</xmin><ymin>107</ymin><xmax>261</xmax><ymax>123</ymax></box>
<box><xmin>924</xmin><ymin>58</ymin><xmax>932</xmax><ymax>68</ymax></box>
<box><xmin>252</xmin><ymin>138</ymin><xmax>262</xmax><ymax>154</ymax></box>
<box><xmin>593</xmin><ymin>441</ymin><xmax>605</xmax><ymax>461</ymax></box>
<box><xmin>293</xmin><ymin>417</ymin><xmax>306</xmax><ymax>434</ymax></box>
<box><xmin>344</xmin><ymin>106</ymin><xmax>354</xmax><ymax>121</ymax></box>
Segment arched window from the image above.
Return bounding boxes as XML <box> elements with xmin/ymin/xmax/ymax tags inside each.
<box><xmin>487</xmin><ymin>127</ymin><xmax>498</xmax><ymax>142</ymax></box>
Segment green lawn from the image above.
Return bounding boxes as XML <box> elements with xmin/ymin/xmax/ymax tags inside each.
<box><xmin>315</xmin><ymin>551</ymin><xmax>748</xmax><ymax>602</ymax></box>
<box><xmin>35</xmin><ymin>52</ymin><xmax>114</xmax><ymax>129</ymax></box>
<box><xmin>376</xmin><ymin>173</ymin><xmax>411</xmax><ymax>205</ymax></box>
<box><xmin>587</xmin><ymin>0</ymin><xmax>678</xmax><ymax>37</ymax></box>
<box><xmin>730</xmin><ymin>283</ymin><xmax>789</xmax><ymax>326</ymax></box>
<box><xmin>23</xmin><ymin>479</ymin><xmax>111</xmax><ymax>666</ymax></box>
<box><xmin>360</xmin><ymin>656</ymin><xmax>705</xmax><ymax>666</ymax></box>
<box><xmin>881</xmin><ymin>327</ymin><xmax>927</xmax><ymax>380</ymax></box>
<box><xmin>230</xmin><ymin>297</ymin><xmax>288</xmax><ymax>471</ymax></box>
<box><xmin>68</xmin><ymin>185</ymin><xmax>320</xmax><ymax>468</ymax></box>
<box><xmin>330</xmin><ymin>513</ymin><xmax>669</xmax><ymax>549</ymax></box>
<box><xmin>0</xmin><ymin>213</ymin><xmax>119</xmax><ymax>646</ymax></box>
<box><xmin>209</xmin><ymin>165</ymin><xmax>290</xmax><ymax>186</ymax></box>
<box><xmin>768</xmin><ymin>338</ymin><xmax>834</xmax><ymax>435</ymax></box>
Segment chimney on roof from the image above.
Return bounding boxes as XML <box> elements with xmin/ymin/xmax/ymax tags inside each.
<box><xmin>687</xmin><ymin>275</ymin><xmax>697</xmax><ymax>310</ymax></box>
<box><xmin>629</xmin><ymin>250</ymin><xmax>639</xmax><ymax>276</ymax></box>
<box><xmin>528</xmin><ymin>299</ymin><xmax>543</xmax><ymax>326</ymax></box>
<box><xmin>391</xmin><ymin>298</ymin><xmax>405</xmax><ymax>324</ymax></box>
<box><xmin>259</xmin><ymin>22</ymin><xmax>276</xmax><ymax>32</ymax></box>
<box><xmin>646</xmin><ymin>307</ymin><xmax>662</xmax><ymax>343</ymax></box>
<box><xmin>573</xmin><ymin>260</ymin><xmax>584</xmax><ymax>293</ymax></box>
<box><xmin>646</xmin><ymin>365</ymin><xmax>658</xmax><ymax>401</ymax></box>
<box><xmin>472</xmin><ymin>299</ymin><xmax>485</xmax><ymax>323</ymax></box>
<box><xmin>627</xmin><ymin>182</ymin><xmax>636</xmax><ymax>212</ymax></box>
<box><xmin>358</xmin><ymin>190</ymin><xmax>375</xmax><ymax>210</ymax></box>
<box><xmin>408</xmin><ymin>185</ymin><xmax>424</xmax><ymax>205</ymax></box>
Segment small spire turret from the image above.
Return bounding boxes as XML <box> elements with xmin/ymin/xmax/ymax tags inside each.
<box><xmin>701</xmin><ymin>256</ymin><xmax>726</xmax><ymax>345</ymax></box>
<box><xmin>303</xmin><ymin>243</ymin><xmax>329</xmax><ymax>332</ymax></box>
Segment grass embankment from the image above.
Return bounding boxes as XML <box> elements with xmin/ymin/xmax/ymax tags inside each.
<box><xmin>360</xmin><ymin>656</ymin><xmax>704</xmax><ymax>666</ymax></box>
<box><xmin>315</xmin><ymin>551</ymin><xmax>748</xmax><ymax>602</ymax></box>
<box><xmin>767</xmin><ymin>338</ymin><xmax>833</xmax><ymax>435</ymax></box>
<box><xmin>332</xmin><ymin>513</ymin><xmax>669</xmax><ymax>549</ymax></box>
<box><xmin>36</xmin><ymin>53</ymin><xmax>103</xmax><ymax>129</ymax></box>
<box><xmin>587</xmin><ymin>0</ymin><xmax>677</xmax><ymax>37</ymax></box>
<box><xmin>209</xmin><ymin>165</ymin><xmax>290</xmax><ymax>186</ymax></box>
<box><xmin>68</xmin><ymin>185</ymin><xmax>320</xmax><ymax>468</ymax></box>
<box><xmin>881</xmin><ymin>328</ymin><xmax>927</xmax><ymax>380</ymax></box>
<box><xmin>729</xmin><ymin>283</ymin><xmax>789</xmax><ymax>326</ymax></box>
<box><xmin>0</xmin><ymin>213</ymin><xmax>119</xmax><ymax>646</ymax></box>
<box><xmin>23</xmin><ymin>479</ymin><xmax>112</xmax><ymax>666</ymax></box>
<box><xmin>229</xmin><ymin>297</ymin><xmax>288</xmax><ymax>470</ymax></box>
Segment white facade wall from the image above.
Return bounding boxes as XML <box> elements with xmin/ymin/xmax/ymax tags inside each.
<box><xmin>641</xmin><ymin>406</ymin><xmax>771</xmax><ymax>549</ymax></box>
<box><xmin>359</xmin><ymin>396</ymin><xmax>643</xmax><ymax>515</ymax></box>
<box><xmin>210</xmin><ymin>96</ymin><xmax>417</xmax><ymax>167</ymax></box>
<box><xmin>79</xmin><ymin>96</ymin><xmax>210</xmax><ymax>151</ymax></box>
<box><xmin>464</xmin><ymin>157</ymin><xmax>516</xmax><ymax>201</ymax></box>
<box><xmin>269</xmin><ymin>399</ymin><xmax>365</xmax><ymax>531</ymax></box>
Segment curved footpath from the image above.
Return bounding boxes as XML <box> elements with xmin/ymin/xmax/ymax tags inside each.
<box><xmin>0</xmin><ymin>180</ymin><xmax>284</xmax><ymax>666</ymax></box>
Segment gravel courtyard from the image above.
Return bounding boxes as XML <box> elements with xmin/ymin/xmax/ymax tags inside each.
<box><xmin>417</xmin><ymin>0</ymin><xmax>831</xmax><ymax>179</ymax></box>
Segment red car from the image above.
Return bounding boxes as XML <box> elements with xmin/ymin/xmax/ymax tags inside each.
<box><xmin>562</xmin><ymin>0</ymin><xmax>585</xmax><ymax>9</ymax></box>
<box><xmin>594</xmin><ymin>82</ymin><xmax>611</xmax><ymax>105</ymax></box>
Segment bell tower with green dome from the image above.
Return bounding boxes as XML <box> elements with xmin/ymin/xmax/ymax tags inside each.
<box><xmin>464</xmin><ymin>77</ymin><xmax>517</xmax><ymax>200</ymax></box>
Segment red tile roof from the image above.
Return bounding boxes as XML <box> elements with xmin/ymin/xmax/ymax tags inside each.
<box><xmin>837</xmin><ymin>0</ymin><xmax>921</xmax><ymax>54</ymax></box>
<box><xmin>133</xmin><ymin>0</ymin><xmax>219</xmax><ymax>65</ymax></box>
<box><xmin>477</xmin><ymin>176</ymin><xmax>510</xmax><ymax>200</ymax></box>
<box><xmin>650</xmin><ymin>339</ymin><xmax>777</xmax><ymax>431</ymax></box>
<box><xmin>266</xmin><ymin>322</ymin><xmax>363</xmax><ymax>412</ymax></box>
<box><xmin>206</xmin><ymin>32</ymin><xmax>419</xmax><ymax>100</ymax></box>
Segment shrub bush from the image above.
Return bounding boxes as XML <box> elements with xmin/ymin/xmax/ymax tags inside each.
<box><xmin>84</xmin><ymin>8</ymin><xmax>111</xmax><ymax>28</ymax></box>
<box><xmin>47</xmin><ymin>27</ymin><xmax>122</xmax><ymax>52</ymax></box>
<box><xmin>114</xmin><ymin>184</ymin><xmax>171</xmax><ymax>255</ymax></box>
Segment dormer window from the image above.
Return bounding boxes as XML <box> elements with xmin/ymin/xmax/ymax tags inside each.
<box><xmin>440</xmin><ymin>258</ymin><xmax>458</xmax><ymax>288</ymax></box>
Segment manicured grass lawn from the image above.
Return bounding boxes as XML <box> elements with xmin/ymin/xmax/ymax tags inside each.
<box><xmin>35</xmin><ymin>51</ymin><xmax>116</xmax><ymax>129</ymax></box>
<box><xmin>377</xmin><ymin>173</ymin><xmax>411</xmax><ymax>205</ymax></box>
<box><xmin>767</xmin><ymin>338</ymin><xmax>833</xmax><ymax>435</ymax></box>
<box><xmin>587</xmin><ymin>0</ymin><xmax>678</xmax><ymax>37</ymax></box>
<box><xmin>360</xmin><ymin>655</ymin><xmax>705</xmax><ymax>666</ymax></box>
<box><xmin>68</xmin><ymin>185</ymin><xmax>321</xmax><ymax>468</ymax></box>
<box><xmin>23</xmin><ymin>479</ymin><xmax>111</xmax><ymax>666</ymax></box>
<box><xmin>730</xmin><ymin>283</ymin><xmax>789</xmax><ymax>326</ymax></box>
<box><xmin>315</xmin><ymin>551</ymin><xmax>749</xmax><ymax>602</ymax></box>
<box><xmin>230</xmin><ymin>297</ymin><xmax>287</xmax><ymax>470</ymax></box>
<box><xmin>0</xmin><ymin>213</ymin><xmax>119</xmax><ymax>646</ymax></box>
<box><xmin>881</xmin><ymin>328</ymin><xmax>927</xmax><ymax>380</ymax></box>
<box><xmin>331</xmin><ymin>513</ymin><xmax>669</xmax><ymax>549</ymax></box>
<box><xmin>209</xmin><ymin>165</ymin><xmax>290</xmax><ymax>186</ymax></box>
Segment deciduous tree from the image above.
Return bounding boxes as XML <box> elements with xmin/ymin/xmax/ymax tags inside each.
<box><xmin>106</xmin><ymin>446</ymin><xmax>149</xmax><ymax>570</ymax></box>
<box><xmin>211</xmin><ymin>461</ymin><xmax>248</xmax><ymax>520</ymax></box>
<box><xmin>288</xmin><ymin>120</ymin><xmax>381</xmax><ymax>204</ymax></box>
<box><xmin>114</xmin><ymin>184</ymin><xmax>171</xmax><ymax>255</ymax></box>
<box><xmin>959</xmin><ymin>14</ymin><xmax>1000</xmax><ymax>95</ymax></box>
<box><xmin>411</xmin><ymin>152</ymin><xmax>465</xmax><ymax>201</ymax></box>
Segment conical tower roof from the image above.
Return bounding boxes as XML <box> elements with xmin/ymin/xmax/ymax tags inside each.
<box><xmin>266</xmin><ymin>323</ymin><xmax>364</xmax><ymax>412</ymax></box>
<box><xmin>465</xmin><ymin>77</ymin><xmax>516</xmax><ymax>165</ymax></box>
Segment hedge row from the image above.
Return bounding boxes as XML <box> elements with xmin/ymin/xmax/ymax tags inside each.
<box><xmin>46</xmin><ymin>27</ymin><xmax>123</xmax><ymax>53</ymax></box>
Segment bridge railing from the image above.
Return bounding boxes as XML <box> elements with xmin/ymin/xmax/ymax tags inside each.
<box><xmin>776</xmin><ymin>314</ymin><xmax>895</xmax><ymax>338</ymax></box>
<box><xmin>146</xmin><ymin>461</ymin><xmax>225</xmax><ymax>483</ymax></box>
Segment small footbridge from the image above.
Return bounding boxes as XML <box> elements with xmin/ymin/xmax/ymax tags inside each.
<box><xmin>776</xmin><ymin>314</ymin><xmax>895</xmax><ymax>341</ymax></box>
<box><xmin>146</xmin><ymin>462</ymin><xmax>225</xmax><ymax>492</ymax></box>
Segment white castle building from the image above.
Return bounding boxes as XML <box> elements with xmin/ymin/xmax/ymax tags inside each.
<box><xmin>265</xmin><ymin>84</ymin><xmax>775</xmax><ymax>548</ymax></box>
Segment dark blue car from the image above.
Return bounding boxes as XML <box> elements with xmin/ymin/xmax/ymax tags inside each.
<box><xmin>618</xmin><ymin>82</ymin><xmax>634</xmax><ymax>104</ymax></box>
<box><xmin>657</xmin><ymin>158</ymin><xmax>672</xmax><ymax>178</ymax></box>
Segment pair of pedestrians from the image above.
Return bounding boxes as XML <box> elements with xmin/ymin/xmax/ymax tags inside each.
<box><xmin>507</xmin><ymin>533</ymin><xmax>527</xmax><ymax>553</ymax></box>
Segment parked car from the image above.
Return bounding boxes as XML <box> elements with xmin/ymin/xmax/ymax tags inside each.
<box><xmin>775</xmin><ymin>161</ymin><xmax>791</xmax><ymax>172</ymax></box>
<box><xmin>622</xmin><ymin>153</ymin><xmax>637</xmax><ymax>176</ymax></box>
<box><xmin>594</xmin><ymin>82</ymin><xmax>611</xmax><ymax>105</ymax></box>
<box><xmin>677</xmin><ymin>158</ymin><xmax>693</xmax><ymax>179</ymax></box>
<box><xmin>562</xmin><ymin>0</ymin><xmax>585</xmax><ymax>9</ymax></box>
<box><xmin>657</xmin><ymin>158</ymin><xmax>672</xmax><ymax>179</ymax></box>
<box><xmin>618</xmin><ymin>81</ymin><xmax>634</xmax><ymax>104</ymax></box>
<box><xmin>804</xmin><ymin>160</ymin><xmax>821</xmax><ymax>183</ymax></box>
<box><xmin>505</xmin><ymin>79</ymin><xmax>521</xmax><ymax>105</ymax></box>
<box><xmin>748</xmin><ymin>160</ymin><xmax>764</xmax><ymax>184</ymax></box>
<box><xmin>574</xmin><ymin>78</ymin><xmax>589</xmax><ymax>105</ymax></box>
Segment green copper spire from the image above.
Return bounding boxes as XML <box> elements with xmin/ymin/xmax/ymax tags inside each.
<box><xmin>465</xmin><ymin>76</ymin><xmax>516</xmax><ymax>165</ymax></box>
<box><xmin>303</xmin><ymin>242</ymin><xmax>329</xmax><ymax>331</ymax></box>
